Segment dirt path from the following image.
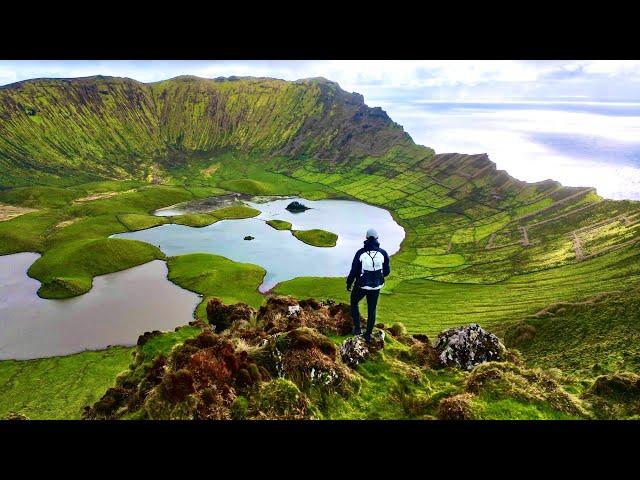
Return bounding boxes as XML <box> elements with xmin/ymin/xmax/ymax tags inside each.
<box><xmin>520</xmin><ymin>226</ymin><xmax>529</xmax><ymax>247</ymax></box>
<box><xmin>0</xmin><ymin>204</ymin><xmax>38</xmax><ymax>222</ymax></box>
<box><xmin>73</xmin><ymin>189</ymin><xmax>136</xmax><ymax>204</ymax></box>
<box><xmin>485</xmin><ymin>233</ymin><xmax>496</xmax><ymax>250</ymax></box>
<box><xmin>572</xmin><ymin>232</ymin><xmax>585</xmax><ymax>261</ymax></box>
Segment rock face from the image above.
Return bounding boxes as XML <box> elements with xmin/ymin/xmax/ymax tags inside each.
<box><xmin>340</xmin><ymin>331</ymin><xmax>385</xmax><ymax>368</ymax></box>
<box><xmin>285</xmin><ymin>201</ymin><xmax>309</xmax><ymax>212</ymax></box>
<box><xmin>434</xmin><ymin>323</ymin><xmax>504</xmax><ymax>370</ymax></box>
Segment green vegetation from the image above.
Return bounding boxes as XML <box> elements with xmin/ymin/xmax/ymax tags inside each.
<box><xmin>28</xmin><ymin>238</ymin><xmax>164</xmax><ymax>298</ymax></box>
<box><xmin>80</xmin><ymin>296</ymin><xmax>597</xmax><ymax>420</ymax></box>
<box><xmin>172</xmin><ymin>213</ymin><xmax>220</xmax><ymax>228</ymax></box>
<box><xmin>1</xmin><ymin>75</ymin><xmax>639</xmax><ymax>419</ymax></box>
<box><xmin>266</xmin><ymin>219</ymin><xmax>292</xmax><ymax>230</ymax></box>
<box><xmin>117</xmin><ymin>213</ymin><xmax>168</xmax><ymax>231</ymax></box>
<box><xmin>167</xmin><ymin>253</ymin><xmax>266</xmax><ymax>317</ymax></box>
<box><xmin>0</xmin><ymin>325</ymin><xmax>201</xmax><ymax>420</ymax></box>
<box><xmin>170</xmin><ymin>204</ymin><xmax>260</xmax><ymax>228</ymax></box>
<box><xmin>0</xmin><ymin>347</ymin><xmax>133</xmax><ymax>420</ymax></box>
<box><xmin>504</xmin><ymin>287</ymin><xmax>640</xmax><ymax>377</ymax></box>
<box><xmin>219</xmin><ymin>179</ymin><xmax>275</xmax><ymax>195</ymax></box>
<box><xmin>292</xmin><ymin>229</ymin><xmax>338</xmax><ymax>247</ymax></box>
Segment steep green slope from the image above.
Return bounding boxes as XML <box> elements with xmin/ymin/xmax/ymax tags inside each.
<box><xmin>504</xmin><ymin>287</ymin><xmax>640</xmax><ymax>377</ymax></box>
<box><xmin>0</xmin><ymin>75</ymin><xmax>410</xmax><ymax>186</ymax></box>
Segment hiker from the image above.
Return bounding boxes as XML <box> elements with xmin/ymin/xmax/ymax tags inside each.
<box><xmin>346</xmin><ymin>228</ymin><xmax>391</xmax><ymax>343</ymax></box>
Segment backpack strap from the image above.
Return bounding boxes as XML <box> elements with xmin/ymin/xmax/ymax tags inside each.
<box><xmin>365</xmin><ymin>250</ymin><xmax>381</xmax><ymax>272</ymax></box>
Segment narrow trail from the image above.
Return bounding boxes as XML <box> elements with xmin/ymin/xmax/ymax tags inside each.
<box><xmin>485</xmin><ymin>233</ymin><xmax>496</xmax><ymax>250</ymax></box>
<box><xmin>520</xmin><ymin>226</ymin><xmax>529</xmax><ymax>247</ymax></box>
<box><xmin>572</xmin><ymin>232</ymin><xmax>585</xmax><ymax>261</ymax></box>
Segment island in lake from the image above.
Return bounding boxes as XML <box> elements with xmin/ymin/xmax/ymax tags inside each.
<box><xmin>285</xmin><ymin>201</ymin><xmax>310</xmax><ymax>212</ymax></box>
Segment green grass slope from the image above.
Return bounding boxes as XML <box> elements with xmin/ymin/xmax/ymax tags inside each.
<box><xmin>504</xmin><ymin>286</ymin><xmax>640</xmax><ymax>377</ymax></box>
<box><xmin>0</xmin><ymin>75</ymin><xmax>639</xmax><ymax>419</ymax></box>
<box><xmin>0</xmin><ymin>347</ymin><xmax>133</xmax><ymax>420</ymax></box>
<box><xmin>28</xmin><ymin>238</ymin><xmax>165</xmax><ymax>298</ymax></box>
<box><xmin>0</xmin><ymin>326</ymin><xmax>201</xmax><ymax>420</ymax></box>
<box><xmin>167</xmin><ymin>253</ymin><xmax>266</xmax><ymax>316</ymax></box>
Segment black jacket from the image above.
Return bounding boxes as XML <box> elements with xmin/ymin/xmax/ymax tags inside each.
<box><xmin>346</xmin><ymin>238</ymin><xmax>391</xmax><ymax>289</ymax></box>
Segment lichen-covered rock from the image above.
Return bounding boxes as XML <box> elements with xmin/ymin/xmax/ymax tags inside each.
<box><xmin>434</xmin><ymin>323</ymin><xmax>504</xmax><ymax>370</ymax></box>
<box><xmin>340</xmin><ymin>331</ymin><xmax>385</xmax><ymax>368</ymax></box>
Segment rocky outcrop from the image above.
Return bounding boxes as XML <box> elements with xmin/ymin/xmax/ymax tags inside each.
<box><xmin>85</xmin><ymin>296</ymin><xmax>523</xmax><ymax>421</ymax></box>
<box><xmin>434</xmin><ymin>323</ymin><xmax>505</xmax><ymax>370</ymax></box>
<box><xmin>85</xmin><ymin>296</ymin><xmax>362</xmax><ymax>420</ymax></box>
<box><xmin>205</xmin><ymin>298</ymin><xmax>254</xmax><ymax>333</ymax></box>
<box><xmin>340</xmin><ymin>331</ymin><xmax>385</xmax><ymax>369</ymax></box>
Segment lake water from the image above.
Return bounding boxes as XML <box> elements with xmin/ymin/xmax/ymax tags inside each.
<box><xmin>0</xmin><ymin>253</ymin><xmax>201</xmax><ymax>360</ymax></box>
<box><xmin>114</xmin><ymin>197</ymin><xmax>405</xmax><ymax>292</ymax></box>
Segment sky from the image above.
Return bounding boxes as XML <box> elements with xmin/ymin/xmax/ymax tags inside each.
<box><xmin>1</xmin><ymin>60</ymin><xmax>639</xmax><ymax>199</ymax></box>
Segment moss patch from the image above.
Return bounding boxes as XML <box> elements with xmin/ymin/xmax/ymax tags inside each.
<box><xmin>266</xmin><ymin>219</ymin><xmax>292</xmax><ymax>230</ymax></box>
<box><xmin>292</xmin><ymin>229</ymin><xmax>338</xmax><ymax>247</ymax></box>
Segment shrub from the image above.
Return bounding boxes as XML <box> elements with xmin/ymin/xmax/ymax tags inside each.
<box><xmin>389</xmin><ymin>322</ymin><xmax>407</xmax><ymax>337</ymax></box>
<box><xmin>230</xmin><ymin>396</ymin><xmax>249</xmax><ymax>420</ymax></box>
<box><xmin>253</xmin><ymin>379</ymin><xmax>313</xmax><ymax>419</ymax></box>
<box><xmin>437</xmin><ymin>393</ymin><xmax>475</xmax><ymax>420</ymax></box>
<box><xmin>160</xmin><ymin>369</ymin><xmax>196</xmax><ymax>404</ymax></box>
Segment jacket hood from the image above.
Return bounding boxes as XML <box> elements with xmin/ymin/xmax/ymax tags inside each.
<box><xmin>364</xmin><ymin>238</ymin><xmax>380</xmax><ymax>249</ymax></box>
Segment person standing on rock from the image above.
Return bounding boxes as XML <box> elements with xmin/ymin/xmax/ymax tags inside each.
<box><xmin>346</xmin><ymin>228</ymin><xmax>391</xmax><ymax>343</ymax></box>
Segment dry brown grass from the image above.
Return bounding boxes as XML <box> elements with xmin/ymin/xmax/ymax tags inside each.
<box><xmin>0</xmin><ymin>203</ymin><xmax>38</xmax><ymax>222</ymax></box>
<box><xmin>73</xmin><ymin>189</ymin><xmax>136</xmax><ymax>204</ymax></box>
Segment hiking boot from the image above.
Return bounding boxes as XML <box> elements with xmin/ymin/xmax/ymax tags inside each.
<box><xmin>353</xmin><ymin>328</ymin><xmax>362</xmax><ymax>336</ymax></box>
<box><xmin>363</xmin><ymin>333</ymin><xmax>372</xmax><ymax>344</ymax></box>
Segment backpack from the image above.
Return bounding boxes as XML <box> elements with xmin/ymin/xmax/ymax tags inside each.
<box><xmin>359</xmin><ymin>250</ymin><xmax>385</xmax><ymax>289</ymax></box>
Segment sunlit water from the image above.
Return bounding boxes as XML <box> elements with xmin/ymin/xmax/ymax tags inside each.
<box><xmin>0</xmin><ymin>253</ymin><xmax>201</xmax><ymax>360</ymax></box>
<box><xmin>114</xmin><ymin>197</ymin><xmax>405</xmax><ymax>292</ymax></box>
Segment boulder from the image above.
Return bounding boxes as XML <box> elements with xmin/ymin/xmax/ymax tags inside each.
<box><xmin>340</xmin><ymin>331</ymin><xmax>385</xmax><ymax>368</ymax></box>
<box><xmin>434</xmin><ymin>323</ymin><xmax>504</xmax><ymax>370</ymax></box>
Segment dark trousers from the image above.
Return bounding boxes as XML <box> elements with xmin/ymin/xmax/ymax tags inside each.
<box><xmin>350</xmin><ymin>286</ymin><xmax>380</xmax><ymax>335</ymax></box>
